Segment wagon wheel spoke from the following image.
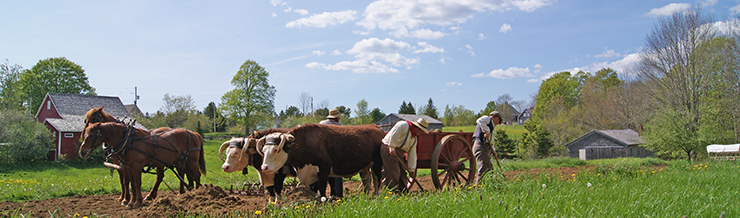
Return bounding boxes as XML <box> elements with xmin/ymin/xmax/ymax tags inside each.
<box><xmin>456</xmin><ymin>171</ymin><xmax>469</xmax><ymax>182</ymax></box>
<box><xmin>437</xmin><ymin>162</ymin><xmax>450</xmax><ymax>168</ymax></box>
<box><xmin>440</xmin><ymin>149</ymin><xmax>452</xmax><ymax>163</ymax></box>
<box><xmin>458</xmin><ymin>157</ymin><xmax>470</xmax><ymax>163</ymax></box>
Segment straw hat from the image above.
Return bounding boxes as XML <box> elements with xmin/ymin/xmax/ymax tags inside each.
<box><xmin>327</xmin><ymin>109</ymin><xmax>342</xmax><ymax>119</ymax></box>
<box><xmin>411</xmin><ymin>118</ymin><xmax>429</xmax><ymax>134</ymax></box>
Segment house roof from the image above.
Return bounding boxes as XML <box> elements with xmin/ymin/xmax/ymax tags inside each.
<box><xmin>384</xmin><ymin>113</ymin><xmax>444</xmax><ymax>125</ymax></box>
<box><xmin>566</xmin><ymin>129</ymin><xmax>644</xmax><ymax>148</ymax></box>
<box><xmin>39</xmin><ymin>93</ymin><xmax>146</xmax><ymax>132</ymax></box>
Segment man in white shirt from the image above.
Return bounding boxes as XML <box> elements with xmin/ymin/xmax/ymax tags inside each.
<box><xmin>381</xmin><ymin>117</ymin><xmax>429</xmax><ymax>193</ymax></box>
<box><xmin>473</xmin><ymin>111</ymin><xmax>501</xmax><ymax>185</ymax></box>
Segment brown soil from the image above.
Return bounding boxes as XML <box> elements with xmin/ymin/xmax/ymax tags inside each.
<box><xmin>0</xmin><ymin>165</ymin><xmax>595</xmax><ymax>217</ymax></box>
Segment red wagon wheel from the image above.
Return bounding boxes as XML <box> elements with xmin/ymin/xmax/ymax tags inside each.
<box><xmin>430</xmin><ymin>134</ymin><xmax>476</xmax><ymax>190</ymax></box>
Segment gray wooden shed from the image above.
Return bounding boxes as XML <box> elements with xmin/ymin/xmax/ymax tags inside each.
<box><xmin>375</xmin><ymin>113</ymin><xmax>444</xmax><ymax>132</ymax></box>
<box><xmin>565</xmin><ymin>129</ymin><xmax>653</xmax><ymax>160</ymax></box>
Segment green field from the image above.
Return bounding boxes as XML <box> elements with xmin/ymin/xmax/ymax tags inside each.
<box><xmin>1</xmin><ymin>138</ymin><xmax>738</xmax><ymax>217</ymax></box>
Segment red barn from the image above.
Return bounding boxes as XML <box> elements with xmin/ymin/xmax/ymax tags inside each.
<box><xmin>34</xmin><ymin>93</ymin><xmax>147</xmax><ymax>160</ymax></box>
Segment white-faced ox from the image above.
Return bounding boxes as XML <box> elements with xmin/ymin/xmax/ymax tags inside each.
<box><xmin>218</xmin><ymin>128</ymin><xmax>301</xmax><ymax>198</ymax></box>
<box><xmin>258</xmin><ymin>123</ymin><xmax>384</xmax><ymax>197</ymax></box>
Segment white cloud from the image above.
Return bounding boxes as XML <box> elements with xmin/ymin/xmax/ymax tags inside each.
<box><xmin>270</xmin><ymin>0</ymin><xmax>284</xmax><ymax>7</ymax></box>
<box><xmin>447</xmin><ymin>81</ymin><xmax>462</xmax><ymax>86</ymax></box>
<box><xmin>533</xmin><ymin>63</ymin><xmax>543</xmax><ymax>73</ymax></box>
<box><xmin>471</xmin><ymin>67</ymin><xmax>533</xmax><ymax>79</ymax></box>
<box><xmin>465</xmin><ymin>44</ymin><xmax>475</xmax><ymax>56</ymax></box>
<box><xmin>331</xmin><ymin>50</ymin><xmax>342</xmax><ymax>55</ymax></box>
<box><xmin>732</xmin><ymin>4</ymin><xmax>740</xmax><ymax>15</ymax></box>
<box><xmin>645</xmin><ymin>3</ymin><xmax>690</xmax><ymax>17</ymax></box>
<box><xmin>530</xmin><ymin>52</ymin><xmax>641</xmax><ymax>83</ymax></box>
<box><xmin>286</xmin><ymin>10</ymin><xmax>357</xmax><ymax>28</ymax></box>
<box><xmin>347</xmin><ymin>38</ymin><xmax>418</xmax><ymax>66</ymax></box>
<box><xmin>414</xmin><ymin>42</ymin><xmax>444</xmax><ymax>53</ymax></box>
<box><xmin>594</xmin><ymin>48</ymin><xmax>621</xmax><ymax>58</ymax></box>
<box><xmin>306</xmin><ymin>60</ymin><xmax>399</xmax><ymax>73</ymax></box>
<box><xmin>476</xmin><ymin>33</ymin><xmax>486</xmax><ymax>40</ymax></box>
<box><xmin>499</xmin><ymin>23</ymin><xmax>512</xmax><ymax>33</ymax></box>
<box><xmin>393</xmin><ymin>28</ymin><xmax>446</xmax><ymax>39</ymax></box>
<box><xmin>294</xmin><ymin>9</ymin><xmax>310</xmax><ymax>16</ymax></box>
<box><xmin>510</xmin><ymin>0</ymin><xmax>557</xmax><ymax>12</ymax></box>
<box><xmin>313</xmin><ymin>50</ymin><xmax>325</xmax><ymax>56</ymax></box>
<box><xmin>307</xmin><ymin>38</ymin><xmax>419</xmax><ymax>73</ymax></box>
<box><xmin>356</xmin><ymin>0</ymin><xmax>553</xmax><ymax>39</ymax></box>
<box><xmin>701</xmin><ymin>0</ymin><xmax>718</xmax><ymax>7</ymax></box>
<box><xmin>272</xmin><ymin>13</ymin><xmax>277</xmax><ymax>18</ymax></box>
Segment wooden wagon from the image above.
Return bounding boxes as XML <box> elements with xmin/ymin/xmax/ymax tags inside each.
<box><xmin>413</xmin><ymin>131</ymin><xmax>477</xmax><ymax>190</ymax></box>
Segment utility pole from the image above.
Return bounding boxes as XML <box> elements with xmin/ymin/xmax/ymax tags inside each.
<box><xmin>213</xmin><ymin>104</ymin><xmax>216</xmax><ymax>133</ymax></box>
<box><xmin>134</xmin><ymin>86</ymin><xmax>140</xmax><ymax>106</ymax></box>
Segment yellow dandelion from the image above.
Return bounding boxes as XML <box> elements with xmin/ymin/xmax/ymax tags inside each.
<box><xmin>337</xmin><ymin>199</ymin><xmax>342</xmax><ymax>202</ymax></box>
<box><xmin>306</xmin><ymin>205</ymin><xmax>311</xmax><ymax>208</ymax></box>
<box><xmin>295</xmin><ymin>206</ymin><xmax>300</xmax><ymax>209</ymax></box>
<box><xmin>255</xmin><ymin>210</ymin><xmax>262</xmax><ymax>215</ymax></box>
<box><xmin>384</xmin><ymin>196</ymin><xmax>389</xmax><ymax>199</ymax></box>
<box><xmin>597</xmin><ymin>173</ymin><xmax>600</xmax><ymax>176</ymax></box>
<box><xmin>74</xmin><ymin>213</ymin><xmax>80</xmax><ymax>218</ymax></box>
<box><xmin>572</xmin><ymin>174</ymin><xmax>576</xmax><ymax>177</ymax></box>
<box><xmin>640</xmin><ymin>170</ymin><xmax>643</xmax><ymax>173</ymax></box>
<box><xmin>270</xmin><ymin>201</ymin><xmax>275</xmax><ymax>205</ymax></box>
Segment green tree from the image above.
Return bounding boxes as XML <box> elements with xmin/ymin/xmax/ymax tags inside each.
<box><xmin>0</xmin><ymin>60</ymin><xmax>24</xmax><ymax>110</ymax></box>
<box><xmin>314</xmin><ymin>107</ymin><xmax>329</xmax><ymax>118</ymax></box>
<box><xmin>18</xmin><ymin>57</ymin><xmax>96</xmax><ymax>111</ymax></box>
<box><xmin>479</xmin><ymin>101</ymin><xmax>496</xmax><ymax>117</ymax></box>
<box><xmin>442</xmin><ymin>104</ymin><xmax>475</xmax><ymax>126</ymax></box>
<box><xmin>494</xmin><ymin>128</ymin><xmax>517</xmax><ymax>159</ymax></box>
<box><xmin>418</xmin><ymin>98</ymin><xmax>439</xmax><ymax>119</ymax></box>
<box><xmin>370</xmin><ymin>108</ymin><xmax>385</xmax><ymax>123</ymax></box>
<box><xmin>635</xmin><ymin>8</ymin><xmax>722</xmax><ymax>161</ymax></box>
<box><xmin>354</xmin><ymin>99</ymin><xmax>372</xmax><ymax>124</ymax></box>
<box><xmin>520</xmin><ymin>118</ymin><xmax>553</xmax><ymax>158</ymax></box>
<box><xmin>220</xmin><ymin>60</ymin><xmax>276</xmax><ymax>134</ymax></box>
<box><xmin>0</xmin><ymin>109</ymin><xmax>54</xmax><ymax>164</ymax></box>
<box><xmin>159</xmin><ymin>94</ymin><xmax>196</xmax><ymax>128</ymax></box>
<box><xmin>399</xmin><ymin>101</ymin><xmax>416</xmax><ymax>114</ymax></box>
<box><xmin>203</xmin><ymin>102</ymin><xmax>227</xmax><ymax>132</ymax></box>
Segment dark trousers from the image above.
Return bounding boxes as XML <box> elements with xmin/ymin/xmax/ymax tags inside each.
<box><xmin>473</xmin><ymin>140</ymin><xmax>493</xmax><ymax>185</ymax></box>
<box><xmin>380</xmin><ymin>144</ymin><xmax>408</xmax><ymax>193</ymax></box>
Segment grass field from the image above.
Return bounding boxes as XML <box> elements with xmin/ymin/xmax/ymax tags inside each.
<box><xmin>443</xmin><ymin>124</ymin><xmax>528</xmax><ymax>140</ymax></box>
<box><xmin>2</xmin><ymin>138</ymin><xmax>739</xmax><ymax>217</ymax></box>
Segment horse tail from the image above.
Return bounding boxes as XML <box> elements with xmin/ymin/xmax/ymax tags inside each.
<box><xmin>196</xmin><ymin>133</ymin><xmax>207</xmax><ymax>176</ymax></box>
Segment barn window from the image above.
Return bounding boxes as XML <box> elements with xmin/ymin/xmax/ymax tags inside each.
<box><xmin>47</xmin><ymin>100</ymin><xmax>51</xmax><ymax>110</ymax></box>
<box><xmin>64</xmin><ymin>133</ymin><xmax>73</xmax><ymax>138</ymax></box>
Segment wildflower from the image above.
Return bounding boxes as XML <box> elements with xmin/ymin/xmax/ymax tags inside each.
<box><xmin>306</xmin><ymin>205</ymin><xmax>311</xmax><ymax>208</ymax></box>
<box><xmin>571</xmin><ymin>174</ymin><xmax>576</xmax><ymax>177</ymax></box>
<box><xmin>652</xmin><ymin>170</ymin><xmax>655</xmax><ymax>173</ymax></box>
<box><xmin>321</xmin><ymin>197</ymin><xmax>327</xmax><ymax>202</ymax></box>
<box><xmin>587</xmin><ymin>183</ymin><xmax>592</xmax><ymax>188</ymax></box>
<box><xmin>542</xmin><ymin>184</ymin><xmax>546</xmax><ymax>188</ymax></box>
<box><xmin>255</xmin><ymin>210</ymin><xmax>262</xmax><ymax>215</ymax></box>
<box><xmin>73</xmin><ymin>213</ymin><xmax>80</xmax><ymax>218</ymax></box>
<box><xmin>384</xmin><ymin>196</ymin><xmax>389</xmax><ymax>199</ymax></box>
<box><xmin>597</xmin><ymin>173</ymin><xmax>600</xmax><ymax>176</ymax></box>
<box><xmin>337</xmin><ymin>199</ymin><xmax>341</xmax><ymax>202</ymax></box>
<box><xmin>270</xmin><ymin>201</ymin><xmax>275</xmax><ymax>205</ymax></box>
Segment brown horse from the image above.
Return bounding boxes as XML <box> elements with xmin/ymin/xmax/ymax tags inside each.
<box><xmin>79</xmin><ymin>122</ymin><xmax>205</xmax><ymax>207</ymax></box>
<box><xmin>84</xmin><ymin>106</ymin><xmax>176</xmax><ymax>204</ymax></box>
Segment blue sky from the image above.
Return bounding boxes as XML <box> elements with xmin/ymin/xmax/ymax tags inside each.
<box><xmin>2</xmin><ymin>0</ymin><xmax>739</xmax><ymax>116</ymax></box>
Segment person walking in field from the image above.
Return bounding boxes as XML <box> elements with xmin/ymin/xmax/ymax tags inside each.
<box><xmin>381</xmin><ymin>117</ymin><xmax>429</xmax><ymax>193</ymax></box>
<box><xmin>318</xmin><ymin>108</ymin><xmax>345</xmax><ymax>197</ymax></box>
<box><xmin>473</xmin><ymin>111</ymin><xmax>501</xmax><ymax>185</ymax></box>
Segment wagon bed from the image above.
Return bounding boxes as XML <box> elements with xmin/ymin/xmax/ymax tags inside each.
<box><xmin>412</xmin><ymin>131</ymin><xmax>477</xmax><ymax>189</ymax></box>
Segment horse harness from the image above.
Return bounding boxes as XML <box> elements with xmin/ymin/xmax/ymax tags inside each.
<box><xmin>103</xmin><ymin>124</ymin><xmax>202</xmax><ymax>190</ymax></box>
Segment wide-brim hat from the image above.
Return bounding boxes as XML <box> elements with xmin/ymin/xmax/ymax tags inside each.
<box><xmin>411</xmin><ymin>118</ymin><xmax>429</xmax><ymax>134</ymax></box>
<box><xmin>327</xmin><ymin>108</ymin><xmax>342</xmax><ymax>119</ymax></box>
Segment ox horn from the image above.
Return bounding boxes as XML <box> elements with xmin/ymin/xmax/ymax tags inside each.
<box><xmin>218</xmin><ymin>139</ymin><xmax>231</xmax><ymax>161</ymax></box>
<box><xmin>239</xmin><ymin>138</ymin><xmax>254</xmax><ymax>161</ymax></box>
<box><xmin>277</xmin><ymin>134</ymin><xmax>288</xmax><ymax>151</ymax></box>
<box><xmin>256</xmin><ymin>137</ymin><xmax>266</xmax><ymax>156</ymax></box>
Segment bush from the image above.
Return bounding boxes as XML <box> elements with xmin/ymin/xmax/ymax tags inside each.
<box><xmin>0</xmin><ymin>109</ymin><xmax>54</xmax><ymax>164</ymax></box>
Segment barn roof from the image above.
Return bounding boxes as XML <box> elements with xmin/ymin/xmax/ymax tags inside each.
<box><xmin>386</xmin><ymin>113</ymin><xmax>444</xmax><ymax>124</ymax></box>
<box><xmin>565</xmin><ymin>129</ymin><xmax>644</xmax><ymax>148</ymax></box>
<box><xmin>38</xmin><ymin>93</ymin><xmax>146</xmax><ymax>132</ymax></box>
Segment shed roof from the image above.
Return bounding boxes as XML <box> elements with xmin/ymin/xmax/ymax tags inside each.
<box><xmin>566</xmin><ymin>129</ymin><xmax>644</xmax><ymax>148</ymax></box>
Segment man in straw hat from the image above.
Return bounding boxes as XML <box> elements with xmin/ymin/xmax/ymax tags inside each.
<box><xmin>381</xmin><ymin>117</ymin><xmax>429</xmax><ymax>193</ymax></box>
<box><xmin>473</xmin><ymin>111</ymin><xmax>501</xmax><ymax>185</ymax></box>
<box><xmin>318</xmin><ymin>108</ymin><xmax>344</xmax><ymax>197</ymax></box>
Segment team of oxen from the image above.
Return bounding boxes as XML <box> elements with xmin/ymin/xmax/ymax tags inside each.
<box><xmin>78</xmin><ymin>106</ymin><xmax>388</xmax><ymax>208</ymax></box>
